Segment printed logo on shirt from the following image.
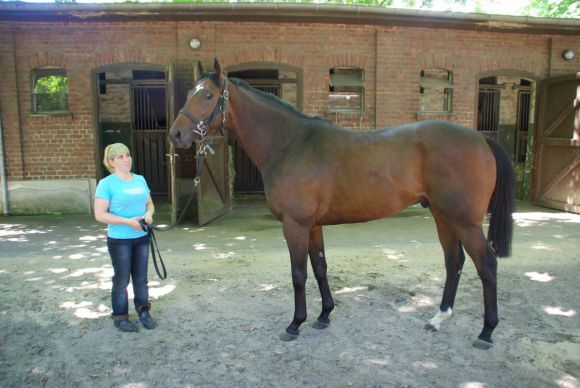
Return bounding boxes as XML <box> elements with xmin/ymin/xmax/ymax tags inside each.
<box><xmin>124</xmin><ymin>187</ymin><xmax>145</xmax><ymax>195</ymax></box>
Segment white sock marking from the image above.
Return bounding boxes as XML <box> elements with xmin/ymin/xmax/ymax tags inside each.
<box><xmin>428</xmin><ymin>307</ymin><xmax>453</xmax><ymax>331</ymax></box>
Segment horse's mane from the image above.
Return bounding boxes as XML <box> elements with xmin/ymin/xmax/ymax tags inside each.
<box><xmin>220</xmin><ymin>76</ymin><xmax>331</xmax><ymax>124</ymax></box>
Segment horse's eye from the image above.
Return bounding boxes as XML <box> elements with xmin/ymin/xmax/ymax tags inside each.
<box><xmin>204</xmin><ymin>92</ymin><xmax>213</xmax><ymax>100</ymax></box>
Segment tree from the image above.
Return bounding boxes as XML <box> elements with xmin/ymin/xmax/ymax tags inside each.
<box><xmin>524</xmin><ymin>0</ymin><xmax>579</xmax><ymax>18</ymax></box>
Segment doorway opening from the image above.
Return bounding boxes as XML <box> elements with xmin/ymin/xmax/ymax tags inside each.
<box><xmin>95</xmin><ymin>64</ymin><xmax>170</xmax><ymax>202</ymax></box>
<box><xmin>477</xmin><ymin>73</ymin><xmax>536</xmax><ymax>199</ymax></box>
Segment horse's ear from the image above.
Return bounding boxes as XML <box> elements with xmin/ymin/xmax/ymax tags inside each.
<box><xmin>196</xmin><ymin>61</ymin><xmax>204</xmax><ymax>78</ymax></box>
<box><xmin>213</xmin><ymin>58</ymin><xmax>222</xmax><ymax>77</ymax></box>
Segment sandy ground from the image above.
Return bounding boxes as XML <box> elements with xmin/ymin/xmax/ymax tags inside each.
<box><xmin>1</xmin><ymin>197</ymin><xmax>579</xmax><ymax>387</ymax></box>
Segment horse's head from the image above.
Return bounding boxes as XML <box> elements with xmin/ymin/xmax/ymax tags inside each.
<box><xmin>169</xmin><ymin>58</ymin><xmax>228</xmax><ymax>149</ymax></box>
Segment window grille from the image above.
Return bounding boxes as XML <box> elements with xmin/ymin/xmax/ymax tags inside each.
<box><xmin>419</xmin><ymin>69</ymin><xmax>453</xmax><ymax>113</ymax></box>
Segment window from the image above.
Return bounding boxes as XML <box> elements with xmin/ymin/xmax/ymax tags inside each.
<box><xmin>419</xmin><ymin>69</ymin><xmax>453</xmax><ymax>113</ymax></box>
<box><xmin>32</xmin><ymin>68</ymin><xmax>68</xmax><ymax>113</ymax></box>
<box><xmin>329</xmin><ymin>67</ymin><xmax>364</xmax><ymax>114</ymax></box>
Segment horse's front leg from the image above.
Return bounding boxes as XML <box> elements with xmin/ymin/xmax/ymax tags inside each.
<box><xmin>280</xmin><ymin>218</ymin><xmax>310</xmax><ymax>341</ymax></box>
<box><xmin>309</xmin><ymin>225</ymin><xmax>334</xmax><ymax>329</ymax></box>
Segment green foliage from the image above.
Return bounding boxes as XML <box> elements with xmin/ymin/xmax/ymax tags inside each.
<box><xmin>34</xmin><ymin>75</ymin><xmax>68</xmax><ymax>112</ymax></box>
<box><xmin>524</xmin><ymin>0</ymin><xmax>579</xmax><ymax>18</ymax></box>
<box><xmin>47</xmin><ymin>0</ymin><xmax>573</xmax><ymax>18</ymax></box>
<box><xmin>34</xmin><ymin>75</ymin><xmax>68</xmax><ymax>94</ymax></box>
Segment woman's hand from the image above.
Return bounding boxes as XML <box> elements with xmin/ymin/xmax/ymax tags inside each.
<box><xmin>128</xmin><ymin>216</ymin><xmax>145</xmax><ymax>232</ymax></box>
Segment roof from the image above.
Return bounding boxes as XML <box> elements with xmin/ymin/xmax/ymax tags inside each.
<box><xmin>0</xmin><ymin>2</ymin><xmax>579</xmax><ymax>35</ymax></box>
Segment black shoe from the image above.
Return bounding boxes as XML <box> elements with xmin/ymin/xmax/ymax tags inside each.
<box><xmin>139</xmin><ymin>311</ymin><xmax>156</xmax><ymax>330</ymax></box>
<box><xmin>114</xmin><ymin>319</ymin><xmax>138</xmax><ymax>332</ymax></box>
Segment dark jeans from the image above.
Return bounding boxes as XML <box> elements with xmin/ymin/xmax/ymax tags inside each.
<box><xmin>107</xmin><ymin>235</ymin><xmax>150</xmax><ymax>319</ymax></box>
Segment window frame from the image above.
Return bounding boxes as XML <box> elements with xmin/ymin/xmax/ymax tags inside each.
<box><xmin>31</xmin><ymin>67</ymin><xmax>69</xmax><ymax>115</ymax></box>
<box><xmin>418</xmin><ymin>69</ymin><xmax>454</xmax><ymax>114</ymax></box>
<box><xmin>329</xmin><ymin>67</ymin><xmax>365</xmax><ymax>115</ymax></box>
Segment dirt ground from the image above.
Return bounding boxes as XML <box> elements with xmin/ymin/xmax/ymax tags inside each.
<box><xmin>1</xmin><ymin>196</ymin><xmax>579</xmax><ymax>387</ymax></box>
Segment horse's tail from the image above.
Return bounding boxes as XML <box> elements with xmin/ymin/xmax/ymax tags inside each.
<box><xmin>485</xmin><ymin>138</ymin><xmax>516</xmax><ymax>258</ymax></box>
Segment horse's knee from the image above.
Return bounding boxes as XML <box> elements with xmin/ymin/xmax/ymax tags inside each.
<box><xmin>291</xmin><ymin>269</ymin><xmax>307</xmax><ymax>290</ymax></box>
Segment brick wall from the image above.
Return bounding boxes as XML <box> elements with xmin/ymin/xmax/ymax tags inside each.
<box><xmin>0</xmin><ymin>18</ymin><xmax>579</xmax><ymax>182</ymax></box>
<box><xmin>0</xmin><ymin>25</ymin><xmax>24</xmax><ymax>180</ymax></box>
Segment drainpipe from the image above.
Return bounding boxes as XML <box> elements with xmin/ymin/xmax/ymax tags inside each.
<box><xmin>0</xmin><ymin>113</ymin><xmax>9</xmax><ymax>215</ymax></box>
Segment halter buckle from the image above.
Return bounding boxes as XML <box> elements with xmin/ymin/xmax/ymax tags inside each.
<box><xmin>196</xmin><ymin>122</ymin><xmax>207</xmax><ymax>137</ymax></box>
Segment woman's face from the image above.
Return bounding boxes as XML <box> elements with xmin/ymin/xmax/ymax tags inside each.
<box><xmin>110</xmin><ymin>151</ymin><xmax>132</xmax><ymax>173</ymax></box>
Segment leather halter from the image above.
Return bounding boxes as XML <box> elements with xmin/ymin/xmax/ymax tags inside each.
<box><xmin>178</xmin><ymin>77</ymin><xmax>229</xmax><ymax>186</ymax></box>
<box><xmin>178</xmin><ymin>77</ymin><xmax>229</xmax><ymax>151</ymax></box>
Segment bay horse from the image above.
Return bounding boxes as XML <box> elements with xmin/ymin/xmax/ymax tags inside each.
<box><xmin>169</xmin><ymin>59</ymin><xmax>515</xmax><ymax>349</ymax></box>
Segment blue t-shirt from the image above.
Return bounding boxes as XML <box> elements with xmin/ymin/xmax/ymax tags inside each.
<box><xmin>95</xmin><ymin>173</ymin><xmax>150</xmax><ymax>239</ymax></box>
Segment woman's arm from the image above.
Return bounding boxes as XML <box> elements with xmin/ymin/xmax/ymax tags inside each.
<box><xmin>94</xmin><ymin>197</ymin><xmax>143</xmax><ymax>232</ymax></box>
<box><xmin>144</xmin><ymin>196</ymin><xmax>155</xmax><ymax>224</ymax></box>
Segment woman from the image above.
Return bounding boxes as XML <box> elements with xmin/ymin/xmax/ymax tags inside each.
<box><xmin>94</xmin><ymin>143</ymin><xmax>156</xmax><ymax>332</ymax></box>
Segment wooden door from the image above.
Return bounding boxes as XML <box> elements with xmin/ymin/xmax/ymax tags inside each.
<box><xmin>165</xmin><ymin>63</ymin><xmax>181</xmax><ymax>225</ymax></box>
<box><xmin>531</xmin><ymin>74</ymin><xmax>580</xmax><ymax>213</ymax></box>
<box><xmin>197</xmin><ymin>135</ymin><xmax>230</xmax><ymax>226</ymax></box>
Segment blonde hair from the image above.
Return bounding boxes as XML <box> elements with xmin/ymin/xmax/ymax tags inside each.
<box><xmin>103</xmin><ymin>143</ymin><xmax>131</xmax><ymax>173</ymax></box>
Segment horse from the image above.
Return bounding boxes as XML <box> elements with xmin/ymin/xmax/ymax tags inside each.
<box><xmin>169</xmin><ymin>59</ymin><xmax>515</xmax><ymax>349</ymax></box>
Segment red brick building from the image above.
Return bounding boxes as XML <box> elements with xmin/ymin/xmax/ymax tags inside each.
<box><xmin>0</xmin><ymin>3</ymin><xmax>578</xmax><ymax>218</ymax></box>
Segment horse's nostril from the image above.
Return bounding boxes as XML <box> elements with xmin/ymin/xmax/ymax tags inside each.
<box><xmin>170</xmin><ymin>129</ymin><xmax>181</xmax><ymax>144</ymax></box>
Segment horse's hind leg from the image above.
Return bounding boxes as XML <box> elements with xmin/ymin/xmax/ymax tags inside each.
<box><xmin>308</xmin><ymin>226</ymin><xmax>334</xmax><ymax>329</ymax></box>
<box><xmin>459</xmin><ymin>226</ymin><xmax>498</xmax><ymax>350</ymax></box>
<box><xmin>426</xmin><ymin>213</ymin><xmax>466</xmax><ymax>332</ymax></box>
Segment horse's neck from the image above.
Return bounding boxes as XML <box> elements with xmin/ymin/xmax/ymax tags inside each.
<box><xmin>227</xmin><ymin>83</ymin><xmax>305</xmax><ymax>173</ymax></box>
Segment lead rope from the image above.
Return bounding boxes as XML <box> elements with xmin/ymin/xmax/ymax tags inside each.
<box><xmin>140</xmin><ymin>221</ymin><xmax>167</xmax><ymax>280</ymax></box>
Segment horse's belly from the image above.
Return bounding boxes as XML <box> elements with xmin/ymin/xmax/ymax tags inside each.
<box><xmin>320</xmin><ymin>189</ymin><xmax>421</xmax><ymax>225</ymax></box>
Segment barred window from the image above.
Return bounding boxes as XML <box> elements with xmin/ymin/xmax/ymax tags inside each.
<box><xmin>419</xmin><ymin>69</ymin><xmax>453</xmax><ymax>113</ymax></box>
<box><xmin>32</xmin><ymin>68</ymin><xmax>68</xmax><ymax>113</ymax></box>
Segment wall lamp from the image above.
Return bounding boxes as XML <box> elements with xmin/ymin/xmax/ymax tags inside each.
<box><xmin>562</xmin><ymin>49</ymin><xmax>576</xmax><ymax>60</ymax></box>
<box><xmin>189</xmin><ymin>38</ymin><xmax>201</xmax><ymax>50</ymax></box>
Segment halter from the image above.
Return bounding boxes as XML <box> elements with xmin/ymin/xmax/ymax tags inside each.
<box><xmin>178</xmin><ymin>77</ymin><xmax>229</xmax><ymax>185</ymax></box>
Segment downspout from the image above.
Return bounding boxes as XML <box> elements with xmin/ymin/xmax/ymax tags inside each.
<box><xmin>374</xmin><ymin>28</ymin><xmax>378</xmax><ymax>130</ymax></box>
<box><xmin>0</xmin><ymin>113</ymin><xmax>9</xmax><ymax>215</ymax></box>
<box><xmin>11</xmin><ymin>28</ymin><xmax>26</xmax><ymax>178</ymax></box>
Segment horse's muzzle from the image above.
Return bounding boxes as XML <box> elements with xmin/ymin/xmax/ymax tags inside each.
<box><xmin>168</xmin><ymin>126</ymin><xmax>193</xmax><ymax>149</ymax></box>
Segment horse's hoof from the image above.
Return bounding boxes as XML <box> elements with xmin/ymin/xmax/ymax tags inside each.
<box><xmin>312</xmin><ymin>319</ymin><xmax>330</xmax><ymax>330</ymax></box>
<box><xmin>279</xmin><ymin>332</ymin><xmax>298</xmax><ymax>341</ymax></box>
<box><xmin>424</xmin><ymin>322</ymin><xmax>439</xmax><ymax>332</ymax></box>
<box><xmin>472</xmin><ymin>338</ymin><xmax>493</xmax><ymax>350</ymax></box>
